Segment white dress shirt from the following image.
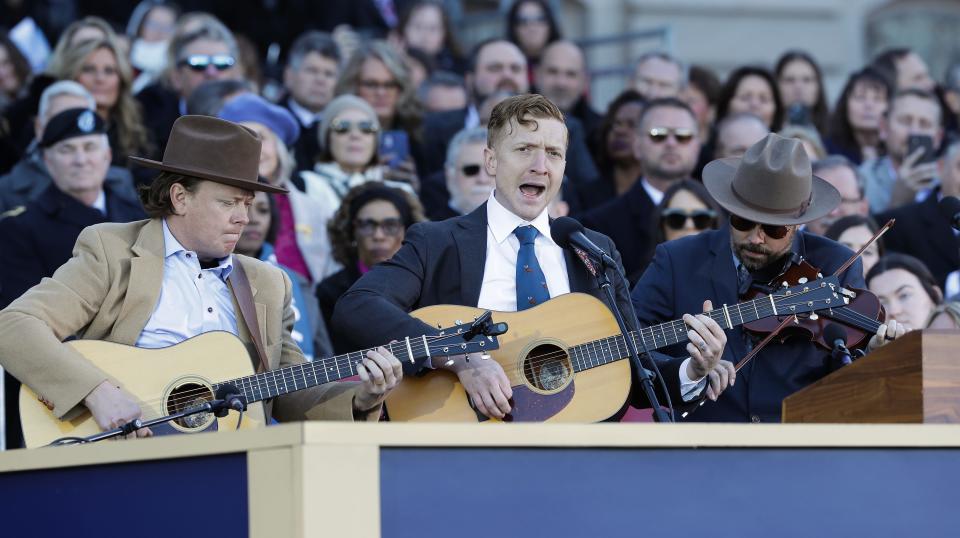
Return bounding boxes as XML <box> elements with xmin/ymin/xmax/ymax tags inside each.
<box><xmin>287</xmin><ymin>98</ymin><xmax>322</xmax><ymax>127</ymax></box>
<box><xmin>136</xmin><ymin>220</ymin><xmax>239</xmax><ymax>349</ymax></box>
<box><xmin>641</xmin><ymin>178</ymin><xmax>664</xmax><ymax>205</ymax></box>
<box><xmin>477</xmin><ymin>192</ymin><xmax>570</xmax><ymax>310</ymax></box>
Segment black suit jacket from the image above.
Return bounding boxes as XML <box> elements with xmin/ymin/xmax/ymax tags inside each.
<box><xmin>282</xmin><ymin>97</ymin><xmax>322</xmax><ymax>174</ymax></box>
<box><xmin>333</xmin><ymin>203</ymin><xmax>688</xmax><ymax>411</ymax></box>
<box><xmin>631</xmin><ymin>228</ymin><xmax>864</xmax><ymax>422</ymax></box>
<box><xmin>579</xmin><ymin>177</ymin><xmax>657</xmax><ymax>284</ymax></box>
<box><xmin>875</xmin><ymin>191</ymin><xmax>959</xmax><ymax>292</ymax></box>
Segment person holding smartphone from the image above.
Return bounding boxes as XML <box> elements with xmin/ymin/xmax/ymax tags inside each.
<box><xmin>859</xmin><ymin>89</ymin><xmax>943</xmax><ymax>212</ymax></box>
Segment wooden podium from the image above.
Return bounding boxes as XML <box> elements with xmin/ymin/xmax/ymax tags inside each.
<box><xmin>783</xmin><ymin>330</ymin><xmax>960</xmax><ymax>423</ymax></box>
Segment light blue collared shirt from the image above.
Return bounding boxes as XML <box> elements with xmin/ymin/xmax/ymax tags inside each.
<box><xmin>135</xmin><ymin>220</ymin><xmax>239</xmax><ymax>349</ymax></box>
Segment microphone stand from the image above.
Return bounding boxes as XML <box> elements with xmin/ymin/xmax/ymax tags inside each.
<box><xmin>48</xmin><ymin>399</ymin><xmax>233</xmax><ymax>446</ymax></box>
<box><xmin>592</xmin><ymin>255</ymin><xmax>673</xmax><ymax>423</ymax></box>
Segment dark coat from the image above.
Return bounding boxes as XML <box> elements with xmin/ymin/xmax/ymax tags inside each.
<box><xmin>135</xmin><ymin>82</ymin><xmax>180</xmax><ymax>158</ymax></box>
<box><xmin>579</xmin><ymin>177</ymin><xmax>657</xmax><ymax>284</ymax></box>
<box><xmin>316</xmin><ymin>264</ymin><xmax>362</xmax><ymax>355</ymax></box>
<box><xmin>631</xmin><ymin>228</ymin><xmax>865</xmax><ymax>422</ymax></box>
<box><xmin>0</xmin><ymin>183</ymin><xmax>146</xmax><ymax>308</ymax></box>
<box><xmin>333</xmin><ymin>202</ymin><xmax>689</xmax><ymax>410</ymax></box>
<box><xmin>875</xmin><ymin>191</ymin><xmax>959</xmax><ymax>292</ymax></box>
<box><xmin>282</xmin><ymin>97</ymin><xmax>323</xmax><ymax>174</ymax></box>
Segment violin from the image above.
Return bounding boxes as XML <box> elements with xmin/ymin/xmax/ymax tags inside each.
<box><xmin>734</xmin><ymin>219</ymin><xmax>894</xmax><ymax>371</ymax></box>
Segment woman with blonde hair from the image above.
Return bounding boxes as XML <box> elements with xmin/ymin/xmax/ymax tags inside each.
<box><xmin>47</xmin><ymin>36</ymin><xmax>151</xmax><ymax>166</ymax></box>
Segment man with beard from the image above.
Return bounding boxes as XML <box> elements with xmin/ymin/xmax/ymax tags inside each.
<box><xmin>534</xmin><ymin>40</ymin><xmax>602</xmax><ymax>138</ymax></box>
<box><xmin>418</xmin><ymin>39</ymin><xmax>599</xmax><ymax>204</ymax></box>
<box><xmin>580</xmin><ymin>97</ymin><xmax>702</xmax><ymax>281</ymax></box>
<box><xmin>631</xmin><ymin>133</ymin><xmax>905</xmax><ymax>422</ymax></box>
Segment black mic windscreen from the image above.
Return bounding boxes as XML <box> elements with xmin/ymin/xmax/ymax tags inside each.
<box><xmin>823</xmin><ymin>324</ymin><xmax>847</xmax><ymax>347</ymax></box>
<box><xmin>215</xmin><ymin>383</ymin><xmax>242</xmax><ymax>400</ymax></box>
<box><xmin>550</xmin><ymin>216</ymin><xmax>585</xmax><ymax>249</ymax></box>
<box><xmin>938</xmin><ymin>196</ymin><xmax>960</xmax><ymax>224</ymax></box>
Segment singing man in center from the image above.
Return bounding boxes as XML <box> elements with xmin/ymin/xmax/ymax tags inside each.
<box><xmin>334</xmin><ymin>94</ymin><xmax>729</xmax><ymax>420</ymax></box>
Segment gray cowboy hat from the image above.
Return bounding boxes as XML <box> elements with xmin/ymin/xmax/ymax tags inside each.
<box><xmin>702</xmin><ymin>133</ymin><xmax>839</xmax><ymax>226</ymax></box>
<box><xmin>130</xmin><ymin>115</ymin><xmax>288</xmax><ymax>194</ymax></box>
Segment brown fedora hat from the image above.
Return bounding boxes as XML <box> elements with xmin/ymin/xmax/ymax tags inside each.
<box><xmin>130</xmin><ymin>115</ymin><xmax>288</xmax><ymax>194</ymax></box>
<box><xmin>702</xmin><ymin>133</ymin><xmax>839</xmax><ymax>226</ymax></box>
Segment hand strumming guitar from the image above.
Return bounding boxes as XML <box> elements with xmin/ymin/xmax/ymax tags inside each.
<box><xmin>437</xmin><ymin>353</ymin><xmax>513</xmax><ymax>419</ymax></box>
<box><xmin>83</xmin><ymin>380</ymin><xmax>152</xmax><ymax>438</ymax></box>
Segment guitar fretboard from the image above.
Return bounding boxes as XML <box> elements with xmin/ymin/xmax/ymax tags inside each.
<box><xmin>215</xmin><ymin>338</ymin><xmax>430</xmax><ymax>403</ymax></box>
<box><xmin>568</xmin><ymin>293</ymin><xmax>784</xmax><ymax>372</ymax></box>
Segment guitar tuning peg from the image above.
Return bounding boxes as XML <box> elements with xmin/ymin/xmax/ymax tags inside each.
<box><xmin>437</xmin><ymin>322</ymin><xmax>442</xmax><ymax>329</ymax></box>
<box><xmin>817</xmin><ymin>273</ymin><xmax>823</xmax><ymax>278</ymax></box>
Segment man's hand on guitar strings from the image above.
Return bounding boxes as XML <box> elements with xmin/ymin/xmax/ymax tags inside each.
<box><xmin>444</xmin><ymin>353</ymin><xmax>513</xmax><ymax>419</ymax></box>
<box><xmin>83</xmin><ymin>380</ymin><xmax>152</xmax><ymax>439</ymax></box>
<box><xmin>683</xmin><ymin>300</ymin><xmax>730</xmax><ymax>394</ymax></box>
<box><xmin>354</xmin><ymin>346</ymin><xmax>403</xmax><ymax>412</ymax></box>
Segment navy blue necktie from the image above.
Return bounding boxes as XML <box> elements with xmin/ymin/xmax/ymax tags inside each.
<box><xmin>514</xmin><ymin>225</ymin><xmax>551</xmax><ymax>311</ymax></box>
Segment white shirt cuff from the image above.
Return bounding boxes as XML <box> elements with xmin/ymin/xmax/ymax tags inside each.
<box><xmin>678</xmin><ymin>357</ymin><xmax>707</xmax><ymax>402</ymax></box>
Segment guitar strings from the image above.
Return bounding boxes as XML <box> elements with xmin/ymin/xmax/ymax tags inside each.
<box><xmin>104</xmin><ymin>287</ymin><xmax>852</xmax><ymax>414</ymax></box>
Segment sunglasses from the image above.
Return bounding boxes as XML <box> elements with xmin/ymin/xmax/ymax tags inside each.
<box><xmin>178</xmin><ymin>54</ymin><xmax>236</xmax><ymax>72</ymax></box>
<box><xmin>661</xmin><ymin>208</ymin><xmax>717</xmax><ymax>231</ymax></box>
<box><xmin>461</xmin><ymin>164</ymin><xmax>482</xmax><ymax>177</ymax></box>
<box><xmin>729</xmin><ymin>214</ymin><xmax>790</xmax><ymax>240</ymax></box>
<box><xmin>354</xmin><ymin>217</ymin><xmax>404</xmax><ymax>237</ymax></box>
<box><xmin>648</xmin><ymin>127</ymin><xmax>695</xmax><ymax>144</ymax></box>
<box><xmin>331</xmin><ymin>120</ymin><xmax>379</xmax><ymax>135</ymax></box>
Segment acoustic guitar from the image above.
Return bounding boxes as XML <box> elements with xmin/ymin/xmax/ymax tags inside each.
<box><xmin>388</xmin><ymin>276</ymin><xmax>850</xmax><ymax>422</ymax></box>
<box><xmin>19</xmin><ymin>317</ymin><xmax>501</xmax><ymax>448</ymax></box>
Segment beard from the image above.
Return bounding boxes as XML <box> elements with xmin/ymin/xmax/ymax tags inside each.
<box><xmin>733</xmin><ymin>229</ymin><xmax>796</xmax><ymax>271</ymax></box>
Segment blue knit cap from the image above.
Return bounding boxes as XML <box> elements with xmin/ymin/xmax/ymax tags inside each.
<box><xmin>218</xmin><ymin>93</ymin><xmax>300</xmax><ymax>147</ymax></box>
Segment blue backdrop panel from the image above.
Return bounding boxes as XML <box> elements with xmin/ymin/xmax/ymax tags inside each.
<box><xmin>381</xmin><ymin>448</ymin><xmax>957</xmax><ymax>538</ymax></box>
<box><xmin>0</xmin><ymin>452</ymin><xmax>248</xmax><ymax>536</ymax></box>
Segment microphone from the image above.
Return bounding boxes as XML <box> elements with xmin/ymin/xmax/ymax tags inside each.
<box><xmin>938</xmin><ymin>196</ymin><xmax>960</xmax><ymax>231</ymax></box>
<box><xmin>550</xmin><ymin>216</ymin><xmax>617</xmax><ymax>268</ymax></box>
<box><xmin>824</xmin><ymin>323</ymin><xmax>852</xmax><ymax>368</ymax></box>
<box><xmin>214</xmin><ymin>384</ymin><xmax>247</xmax><ymax>417</ymax></box>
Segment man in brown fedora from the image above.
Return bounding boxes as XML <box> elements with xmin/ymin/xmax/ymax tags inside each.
<box><xmin>0</xmin><ymin>115</ymin><xmax>402</xmax><ymax>444</ymax></box>
<box><xmin>631</xmin><ymin>133</ymin><xmax>905</xmax><ymax>422</ymax></box>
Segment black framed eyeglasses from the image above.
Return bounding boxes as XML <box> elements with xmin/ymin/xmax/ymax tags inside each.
<box><xmin>661</xmin><ymin>208</ymin><xmax>717</xmax><ymax>231</ymax></box>
<box><xmin>178</xmin><ymin>54</ymin><xmax>236</xmax><ymax>72</ymax></box>
<box><xmin>461</xmin><ymin>164</ymin><xmax>482</xmax><ymax>177</ymax></box>
<box><xmin>354</xmin><ymin>217</ymin><xmax>404</xmax><ymax>237</ymax></box>
<box><xmin>648</xmin><ymin>127</ymin><xmax>695</xmax><ymax>144</ymax></box>
<box><xmin>331</xmin><ymin>120</ymin><xmax>379</xmax><ymax>135</ymax></box>
<box><xmin>729</xmin><ymin>214</ymin><xmax>790</xmax><ymax>239</ymax></box>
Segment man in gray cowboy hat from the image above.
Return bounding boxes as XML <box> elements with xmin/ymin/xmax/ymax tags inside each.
<box><xmin>0</xmin><ymin>115</ymin><xmax>402</xmax><ymax>443</ymax></box>
<box><xmin>631</xmin><ymin>133</ymin><xmax>905</xmax><ymax>422</ymax></box>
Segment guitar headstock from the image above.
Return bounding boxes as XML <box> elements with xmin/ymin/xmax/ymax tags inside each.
<box><xmin>773</xmin><ymin>275</ymin><xmax>845</xmax><ymax>316</ymax></box>
<box><xmin>429</xmin><ymin>312</ymin><xmax>504</xmax><ymax>356</ymax></box>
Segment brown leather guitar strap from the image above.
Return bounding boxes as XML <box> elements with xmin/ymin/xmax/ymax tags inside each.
<box><xmin>230</xmin><ymin>261</ymin><xmax>269</xmax><ymax>374</ymax></box>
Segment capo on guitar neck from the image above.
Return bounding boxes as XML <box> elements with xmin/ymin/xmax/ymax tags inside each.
<box><xmin>462</xmin><ymin>311</ymin><xmax>508</xmax><ymax>341</ymax></box>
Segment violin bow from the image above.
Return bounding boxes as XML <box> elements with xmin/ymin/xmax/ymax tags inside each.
<box><xmin>832</xmin><ymin>218</ymin><xmax>894</xmax><ymax>277</ymax></box>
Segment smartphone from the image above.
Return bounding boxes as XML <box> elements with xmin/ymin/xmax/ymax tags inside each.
<box><xmin>786</xmin><ymin>103</ymin><xmax>812</xmax><ymax>126</ymax></box>
<box><xmin>379</xmin><ymin>130</ymin><xmax>410</xmax><ymax>168</ymax></box>
<box><xmin>906</xmin><ymin>134</ymin><xmax>937</xmax><ymax>164</ymax></box>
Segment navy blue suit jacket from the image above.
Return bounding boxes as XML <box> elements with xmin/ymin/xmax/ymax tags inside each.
<box><xmin>0</xmin><ymin>183</ymin><xmax>146</xmax><ymax>308</ymax></box>
<box><xmin>333</xmin><ymin>203</ymin><xmax>689</xmax><ymax>410</ymax></box>
<box><xmin>631</xmin><ymin>228</ymin><xmax>865</xmax><ymax>422</ymax></box>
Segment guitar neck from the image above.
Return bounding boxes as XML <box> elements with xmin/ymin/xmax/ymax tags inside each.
<box><xmin>569</xmin><ymin>294</ymin><xmax>781</xmax><ymax>373</ymax></box>
<box><xmin>217</xmin><ymin>339</ymin><xmax>424</xmax><ymax>404</ymax></box>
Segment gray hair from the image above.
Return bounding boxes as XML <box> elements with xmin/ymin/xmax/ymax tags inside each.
<box><xmin>287</xmin><ymin>31</ymin><xmax>341</xmax><ymax>71</ymax></box>
<box><xmin>812</xmin><ymin>154</ymin><xmax>866</xmax><ymax>198</ymax></box>
<box><xmin>445</xmin><ymin>127</ymin><xmax>488</xmax><ymax>172</ymax></box>
<box><xmin>634</xmin><ymin>51</ymin><xmax>688</xmax><ymax>89</ymax></box>
<box><xmin>38</xmin><ymin>81</ymin><xmax>96</xmax><ymax>123</ymax></box>
<box><xmin>167</xmin><ymin>15</ymin><xmax>238</xmax><ymax>73</ymax></box>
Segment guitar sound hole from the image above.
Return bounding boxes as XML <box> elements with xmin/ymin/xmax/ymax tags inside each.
<box><xmin>522</xmin><ymin>344</ymin><xmax>571</xmax><ymax>392</ymax></box>
<box><xmin>166</xmin><ymin>383</ymin><xmax>215</xmax><ymax>430</ymax></box>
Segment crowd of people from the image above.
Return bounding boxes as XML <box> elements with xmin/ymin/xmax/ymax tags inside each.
<box><xmin>0</xmin><ymin>1</ymin><xmax>955</xmax><ymax>448</ymax></box>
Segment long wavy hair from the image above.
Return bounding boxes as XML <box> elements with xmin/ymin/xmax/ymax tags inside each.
<box><xmin>826</xmin><ymin>66</ymin><xmax>893</xmax><ymax>163</ymax></box>
<box><xmin>45</xmin><ymin>16</ymin><xmax>118</xmax><ymax>75</ymax></box>
<box><xmin>716</xmin><ymin>66</ymin><xmax>784</xmax><ymax>131</ymax></box>
<box><xmin>47</xmin><ymin>36</ymin><xmax>152</xmax><ymax>162</ymax></box>
<box><xmin>335</xmin><ymin>40</ymin><xmax>423</xmax><ymax>137</ymax></box>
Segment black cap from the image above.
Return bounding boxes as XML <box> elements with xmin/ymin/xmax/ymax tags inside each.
<box><xmin>40</xmin><ymin>108</ymin><xmax>106</xmax><ymax>148</ymax></box>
